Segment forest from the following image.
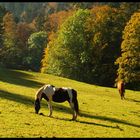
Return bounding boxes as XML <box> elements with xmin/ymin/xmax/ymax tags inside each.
<box><xmin>0</xmin><ymin>2</ymin><xmax>140</xmax><ymax>89</ymax></box>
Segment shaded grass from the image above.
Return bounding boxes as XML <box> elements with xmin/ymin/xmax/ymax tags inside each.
<box><xmin>0</xmin><ymin>68</ymin><xmax>42</xmax><ymax>88</ymax></box>
<box><xmin>0</xmin><ymin>90</ymin><xmax>33</xmax><ymax>105</ymax></box>
<box><xmin>0</xmin><ymin>68</ymin><xmax>140</xmax><ymax>138</ymax></box>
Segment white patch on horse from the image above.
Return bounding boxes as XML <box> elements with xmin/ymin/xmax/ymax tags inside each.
<box><xmin>62</xmin><ymin>87</ymin><xmax>74</xmax><ymax>107</ymax></box>
<box><xmin>61</xmin><ymin>87</ymin><xmax>72</xmax><ymax>100</ymax></box>
<box><xmin>43</xmin><ymin>84</ymin><xmax>55</xmax><ymax>100</ymax></box>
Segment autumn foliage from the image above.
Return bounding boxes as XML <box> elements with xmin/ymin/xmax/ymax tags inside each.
<box><xmin>0</xmin><ymin>3</ymin><xmax>139</xmax><ymax>89</ymax></box>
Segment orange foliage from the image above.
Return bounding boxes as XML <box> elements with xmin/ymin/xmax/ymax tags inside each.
<box><xmin>44</xmin><ymin>9</ymin><xmax>75</xmax><ymax>43</ymax></box>
<box><xmin>16</xmin><ymin>22</ymin><xmax>35</xmax><ymax>48</ymax></box>
<box><xmin>3</xmin><ymin>12</ymin><xmax>17</xmax><ymax>39</ymax></box>
<box><xmin>44</xmin><ymin>10</ymin><xmax>74</xmax><ymax>32</ymax></box>
<box><xmin>90</xmin><ymin>5</ymin><xmax>117</xmax><ymax>21</ymax></box>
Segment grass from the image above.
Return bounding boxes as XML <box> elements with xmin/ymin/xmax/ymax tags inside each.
<box><xmin>0</xmin><ymin>68</ymin><xmax>140</xmax><ymax>138</ymax></box>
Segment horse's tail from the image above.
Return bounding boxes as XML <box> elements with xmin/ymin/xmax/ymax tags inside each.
<box><xmin>72</xmin><ymin>89</ymin><xmax>79</xmax><ymax>114</ymax></box>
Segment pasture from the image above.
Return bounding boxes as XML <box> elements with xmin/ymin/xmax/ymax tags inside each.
<box><xmin>0</xmin><ymin>68</ymin><xmax>140</xmax><ymax>138</ymax></box>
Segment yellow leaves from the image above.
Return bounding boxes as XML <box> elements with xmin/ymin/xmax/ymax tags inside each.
<box><xmin>3</xmin><ymin>12</ymin><xmax>17</xmax><ymax>39</ymax></box>
<box><xmin>123</xmin><ymin>11</ymin><xmax>140</xmax><ymax>41</ymax></box>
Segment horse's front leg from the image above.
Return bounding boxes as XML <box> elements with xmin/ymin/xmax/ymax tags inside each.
<box><xmin>48</xmin><ymin>99</ymin><xmax>53</xmax><ymax>117</ymax></box>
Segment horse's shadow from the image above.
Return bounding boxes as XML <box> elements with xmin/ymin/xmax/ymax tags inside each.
<box><xmin>52</xmin><ymin>116</ymin><xmax>123</xmax><ymax>130</ymax></box>
<box><xmin>40</xmin><ymin>100</ymin><xmax>140</xmax><ymax>128</ymax></box>
<box><xmin>78</xmin><ymin>110</ymin><xmax>140</xmax><ymax>128</ymax></box>
<box><xmin>39</xmin><ymin>102</ymin><xmax>140</xmax><ymax>130</ymax></box>
<box><xmin>37</xmin><ymin>113</ymin><xmax>122</xmax><ymax>130</ymax></box>
<box><xmin>126</xmin><ymin>98</ymin><xmax>140</xmax><ymax>103</ymax></box>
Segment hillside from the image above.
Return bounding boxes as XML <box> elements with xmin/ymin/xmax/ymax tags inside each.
<box><xmin>0</xmin><ymin>68</ymin><xmax>140</xmax><ymax>138</ymax></box>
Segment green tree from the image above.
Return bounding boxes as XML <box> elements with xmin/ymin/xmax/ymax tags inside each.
<box><xmin>41</xmin><ymin>9</ymin><xmax>92</xmax><ymax>81</ymax></box>
<box><xmin>41</xmin><ymin>6</ymin><xmax>125</xmax><ymax>86</ymax></box>
<box><xmin>25</xmin><ymin>31</ymin><xmax>47</xmax><ymax>71</ymax></box>
<box><xmin>115</xmin><ymin>11</ymin><xmax>140</xmax><ymax>89</ymax></box>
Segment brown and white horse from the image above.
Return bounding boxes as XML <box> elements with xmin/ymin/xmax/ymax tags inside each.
<box><xmin>117</xmin><ymin>80</ymin><xmax>125</xmax><ymax>100</ymax></box>
<box><xmin>34</xmin><ymin>84</ymin><xmax>79</xmax><ymax>120</ymax></box>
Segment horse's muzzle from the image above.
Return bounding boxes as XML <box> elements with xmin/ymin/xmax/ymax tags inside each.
<box><xmin>35</xmin><ymin>110</ymin><xmax>38</xmax><ymax>114</ymax></box>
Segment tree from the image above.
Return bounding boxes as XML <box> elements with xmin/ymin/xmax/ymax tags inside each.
<box><xmin>41</xmin><ymin>6</ymin><xmax>125</xmax><ymax>86</ymax></box>
<box><xmin>15</xmin><ymin>22</ymin><xmax>35</xmax><ymax>69</ymax></box>
<box><xmin>115</xmin><ymin>11</ymin><xmax>140</xmax><ymax>89</ymax></box>
<box><xmin>41</xmin><ymin>9</ymin><xmax>92</xmax><ymax>81</ymax></box>
<box><xmin>25</xmin><ymin>31</ymin><xmax>47</xmax><ymax>71</ymax></box>
<box><xmin>16</xmin><ymin>22</ymin><xmax>35</xmax><ymax>49</ymax></box>
<box><xmin>70</xmin><ymin>2</ymin><xmax>95</xmax><ymax>10</ymax></box>
<box><xmin>85</xmin><ymin>5</ymin><xmax>125</xmax><ymax>86</ymax></box>
<box><xmin>3</xmin><ymin>12</ymin><xmax>17</xmax><ymax>48</ymax></box>
<box><xmin>0</xmin><ymin>12</ymin><xmax>20</xmax><ymax>68</ymax></box>
<box><xmin>44</xmin><ymin>9</ymin><xmax>74</xmax><ymax>39</ymax></box>
<box><xmin>0</xmin><ymin>5</ymin><xmax>6</xmax><ymax>48</ymax></box>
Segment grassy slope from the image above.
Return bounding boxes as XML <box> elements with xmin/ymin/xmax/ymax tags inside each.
<box><xmin>0</xmin><ymin>68</ymin><xmax>140</xmax><ymax>138</ymax></box>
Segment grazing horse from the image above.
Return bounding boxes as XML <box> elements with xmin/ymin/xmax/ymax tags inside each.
<box><xmin>34</xmin><ymin>84</ymin><xmax>79</xmax><ymax>120</ymax></box>
<box><xmin>117</xmin><ymin>80</ymin><xmax>125</xmax><ymax>100</ymax></box>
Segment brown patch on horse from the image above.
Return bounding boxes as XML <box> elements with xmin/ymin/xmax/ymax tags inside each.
<box><xmin>117</xmin><ymin>80</ymin><xmax>125</xmax><ymax>100</ymax></box>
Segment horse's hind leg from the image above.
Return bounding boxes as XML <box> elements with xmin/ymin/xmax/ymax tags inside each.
<box><xmin>68</xmin><ymin>101</ymin><xmax>77</xmax><ymax>120</ymax></box>
<box><xmin>120</xmin><ymin>92</ymin><xmax>125</xmax><ymax>100</ymax></box>
<box><xmin>119</xmin><ymin>90</ymin><xmax>123</xmax><ymax>99</ymax></box>
<box><xmin>122</xmin><ymin>92</ymin><xmax>125</xmax><ymax>99</ymax></box>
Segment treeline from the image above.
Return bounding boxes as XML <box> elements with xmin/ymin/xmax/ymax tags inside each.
<box><xmin>0</xmin><ymin>2</ymin><xmax>140</xmax><ymax>89</ymax></box>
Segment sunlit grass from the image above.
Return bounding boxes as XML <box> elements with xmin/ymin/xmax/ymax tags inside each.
<box><xmin>0</xmin><ymin>68</ymin><xmax>140</xmax><ymax>138</ymax></box>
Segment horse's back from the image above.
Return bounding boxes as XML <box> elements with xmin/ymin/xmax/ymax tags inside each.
<box><xmin>117</xmin><ymin>81</ymin><xmax>125</xmax><ymax>92</ymax></box>
<box><xmin>117</xmin><ymin>81</ymin><xmax>125</xmax><ymax>100</ymax></box>
<box><xmin>52</xmin><ymin>88</ymin><xmax>69</xmax><ymax>102</ymax></box>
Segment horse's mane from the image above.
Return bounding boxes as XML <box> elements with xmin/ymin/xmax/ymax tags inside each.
<box><xmin>35</xmin><ymin>85</ymin><xmax>45</xmax><ymax>100</ymax></box>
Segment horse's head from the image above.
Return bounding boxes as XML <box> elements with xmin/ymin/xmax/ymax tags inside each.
<box><xmin>34</xmin><ymin>98</ymin><xmax>40</xmax><ymax>114</ymax></box>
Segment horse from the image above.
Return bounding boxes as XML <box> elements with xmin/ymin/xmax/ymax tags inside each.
<box><xmin>34</xmin><ymin>84</ymin><xmax>79</xmax><ymax>120</ymax></box>
<box><xmin>117</xmin><ymin>80</ymin><xmax>125</xmax><ymax>100</ymax></box>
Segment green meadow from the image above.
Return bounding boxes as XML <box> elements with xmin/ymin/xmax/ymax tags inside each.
<box><xmin>0</xmin><ymin>68</ymin><xmax>140</xmax><ymax>138</ymax></box>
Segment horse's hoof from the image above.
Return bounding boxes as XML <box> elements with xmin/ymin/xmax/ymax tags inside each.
<box><xmin>71</xmin><ymin>118</ymin><xmax>76</xmax><ymax>121</ymax></box>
